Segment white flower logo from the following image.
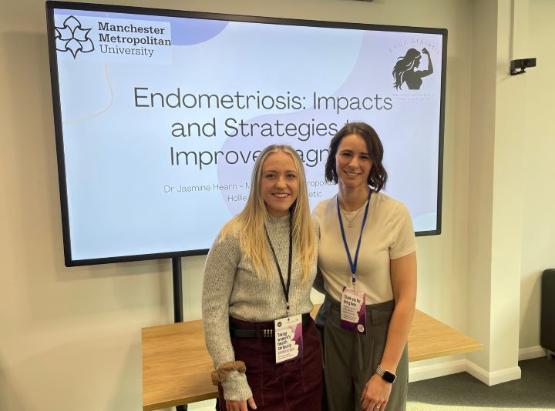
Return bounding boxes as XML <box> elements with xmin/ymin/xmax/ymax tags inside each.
<box><xmin>55</xmin><ymin>16</ymin><xmax>94</xmax><ymax>58</ymax></box>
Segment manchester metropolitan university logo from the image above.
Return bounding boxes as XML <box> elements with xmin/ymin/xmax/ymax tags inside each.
<box><xmin>55</xmin><ymin>16</ymin><xmax>94</xmax><ymax>58</ymax></box>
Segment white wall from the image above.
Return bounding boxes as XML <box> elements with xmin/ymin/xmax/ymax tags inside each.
<box><xmin>519</xmin><ymin>0</ymin><xmax>555</xmax><ymax>350</ymax></box>
<box><xmin>3</xmin><ymin>0</ymin><xmax>552</xmax><ymax>409</ymax></box>
<box><xmin>466</xmin><ymin>0</ymin><xmax>498</xmax><ymax>372</ymax></box>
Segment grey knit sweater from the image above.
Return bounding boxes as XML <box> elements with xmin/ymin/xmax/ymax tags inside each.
<box><xmin>202</xmin><ymin>214</ymin><xmax>317</xmax><ymax>401</ymax></box>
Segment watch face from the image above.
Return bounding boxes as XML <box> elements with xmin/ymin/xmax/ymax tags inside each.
<box><xmin>383</xmin><ymin>371</ymin><xmax>396</xmax><ymax>383</ymax></box>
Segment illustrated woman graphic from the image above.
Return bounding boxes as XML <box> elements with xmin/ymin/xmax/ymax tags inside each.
<box><xmin>392</xmin><ymin>48</ymin><xmax>433</xmax><ymax>90</ymax></box>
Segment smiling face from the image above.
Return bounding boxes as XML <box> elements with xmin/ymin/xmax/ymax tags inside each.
<box><xmin>335</xmin><ymin>133</ymin><xmax>372</xmax><ymax>190</ymax></box>
<box><xmin>260</xmin><ymin>151</ymin><xmax>299</xmax><ymax>217</ymax></box>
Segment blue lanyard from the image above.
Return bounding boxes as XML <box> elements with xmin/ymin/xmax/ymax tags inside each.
<box><xmin>336</xmin><ymin>190</ymin><xmax>372</xmax><ymax>285</ymax></box>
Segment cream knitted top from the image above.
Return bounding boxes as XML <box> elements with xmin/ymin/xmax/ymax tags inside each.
<box><xmin>202</xmin><ymin>214</ymin><xmax>317</xmax><ymax>401</ymax></box>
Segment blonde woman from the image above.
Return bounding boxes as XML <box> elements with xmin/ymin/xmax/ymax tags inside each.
<box><xmin>202</xmin><ymin>145</ymin><xmax>322</xmax><ymax>411</ymax></box>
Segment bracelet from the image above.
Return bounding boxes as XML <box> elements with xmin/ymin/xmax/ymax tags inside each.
<box><xmin>210</xmin><ymin>361</ymin><xmax>247</xmax><ymax>385</ymax></box>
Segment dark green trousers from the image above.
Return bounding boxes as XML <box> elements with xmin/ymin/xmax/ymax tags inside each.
<box><xmin>316</xmin><ymin>297</ymin><xmax>409</xmax><ymax>411</ymax></box>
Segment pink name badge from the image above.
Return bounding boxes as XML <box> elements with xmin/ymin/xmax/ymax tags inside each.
<box><xmin>340</xmin><ymin>287</ymin><xmax>367</xmax><ymax>334</ymax></box>
<box><xmin>274</xmin><ymin>314</ymin><xmax>303</xmax><ymax>364</ymax></box>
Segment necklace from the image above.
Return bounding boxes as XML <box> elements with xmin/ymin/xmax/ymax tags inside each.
<box><xmin>340</xmin><ymin>201</ymin><xmax>368</xmax><ymax>228</ymax></box>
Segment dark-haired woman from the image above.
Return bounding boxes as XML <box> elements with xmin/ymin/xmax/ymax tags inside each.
<box><xmin>314</xmin><ymin>122</ymin><xmax>417</xmax><ymax>411</ymax></box>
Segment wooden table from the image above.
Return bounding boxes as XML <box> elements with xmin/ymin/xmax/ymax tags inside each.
<box><xmin>408</xmin><ymin>310</ymin><xmax>482</xmax><ymax>361</ymax></box>
<box><xmin>142</xmin><ymin>309</ymin><xmax>481</xmax><ymax>411</ymax></box>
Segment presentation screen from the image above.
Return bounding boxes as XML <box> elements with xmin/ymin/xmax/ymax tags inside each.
<box><xmin>46</xmin><ymin>1</ymin><xmax>447</xmax><ymax>266</ymax></box>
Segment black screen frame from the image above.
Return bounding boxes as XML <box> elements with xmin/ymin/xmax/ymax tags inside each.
<box><xmin>46</xmin><ymin>1</ymin><xmax>447</xmax><ymax>266</ymax></box>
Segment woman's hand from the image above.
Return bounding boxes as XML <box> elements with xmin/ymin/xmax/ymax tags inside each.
<box><xmin>360</xmin><ymin>374</ymin><xmax>392</xmax><ymax>411</ymax></box>
<box><xmin>226</xmin><ymin>397</ymin><xmax>257</xmax><ymax>411</ymax></box>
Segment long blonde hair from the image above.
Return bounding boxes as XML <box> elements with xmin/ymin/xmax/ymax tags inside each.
<box><xmin>219</xmin><ymin>145</ymin><xmax>316</xmax><ymax>281</ymax></box>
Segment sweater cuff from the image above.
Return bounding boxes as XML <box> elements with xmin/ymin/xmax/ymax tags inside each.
<box><xmin>221</xmin><ymin>370</ymin><xmax>253</xmax><ymax>401</ymax></box>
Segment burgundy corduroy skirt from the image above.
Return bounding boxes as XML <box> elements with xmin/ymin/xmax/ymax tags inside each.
<box><xmin>218</xmin><ymin>316</ymin><xmax>323</xmax><ymax>411</ymax></box>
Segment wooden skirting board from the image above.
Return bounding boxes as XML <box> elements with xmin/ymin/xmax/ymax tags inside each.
<box><xmin>142</xmin><ymin>309</ymin><xmax>481</xmax><ymax>410</ymax></box>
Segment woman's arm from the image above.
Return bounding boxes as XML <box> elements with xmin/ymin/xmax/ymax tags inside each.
<box><xmin>202</xmin><ymin>232</ymin><xmax>254</xmax><ymax>407</ymax></box>
<box><xmin>379</xmin><ymin>251</ymin><xmax>417</xmax><ymax>371</ymax></box>
<box><xmin>419</xmin><ymin>48</ymin><xmax>433</xmax><ymax>78</ymax></box>
<box><xmin>360</xmin><ymin>251</ymin><xmax>417</xmax><ymax>411</ymax></box>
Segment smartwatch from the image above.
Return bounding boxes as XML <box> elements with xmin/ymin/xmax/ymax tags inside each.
<box><xmin>375</xmin><ymin>364</ymin><xmax>396</xmax><ymax>383</ymax></box>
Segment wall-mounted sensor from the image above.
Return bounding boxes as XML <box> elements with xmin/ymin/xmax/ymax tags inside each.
<box><xmin>510</xmin><ymin>58</ymin><xmax>536</xmax><ymax>75</ymax></box>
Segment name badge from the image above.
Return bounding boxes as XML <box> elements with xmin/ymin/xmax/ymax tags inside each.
<box><xmin>274</xmin><ymin>314</ymin><xmax>303</xmax><ymax>364</ymax></box>
<box><xmin>340</xmin><ymin>286</ymin><xmax>367</xmax><ymax>334</ymax></box>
